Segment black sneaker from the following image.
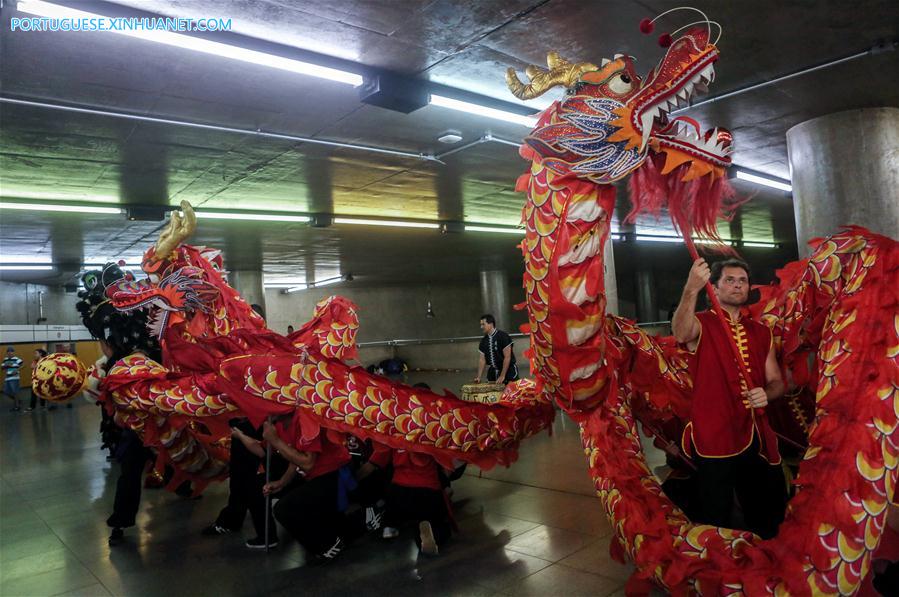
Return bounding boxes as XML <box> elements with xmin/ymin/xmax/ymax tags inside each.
<box><xmin>245</xmin><ymin>536</ymin><xmax>278</xmax><ymax>549</ymax></box>
<box><xmin>312</xmin><ymin>537</ymin><xmax>344</xmax><ymax>565</ymax></box>
<box><xmin>201</xmin><ymin>524</ymin><xmax>232</xmax><ymax>536</ymax></box>
<box><xmin>108</xmin><ymin>527</ymin><xmax>124</xmax><ymax>546</ymax></box>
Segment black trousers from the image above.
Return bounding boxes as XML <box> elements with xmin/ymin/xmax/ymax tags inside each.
<box><xmin>107</xmin><ymin>429</ymin><xmax>151</xmax><ymax>528</ymax></box>
<box><xmin>383</xmin><ymin>484</ymin><xmax>451</xmax><ymax>546</ymax></box>
<box><xmin>694</xmin><ymin>440</ymin><xmax>787</xmax><ymax>539</ymax></box>
<box><xmin>351</xmin><ymin>467</ymin><xmax>389</xmax><ymax>507</ymax></box>
<box><xmin>215</xmin><ymin>425</ymin><xmax>284</xmax><ymax>538</ymax></box>
<box><xmin>29</xmin><ymin>389</ymin><xmax>46</xmax><ymax>409</ymax></box>
<box><xmin>273</xmin><ymin>470</ymin><xmax>342</xmax><ymax>554</ymax></box>
<box><xmin>487</xmin><ymin>363</ymin><xmax>518</xmax><ymax>383</ymax></box>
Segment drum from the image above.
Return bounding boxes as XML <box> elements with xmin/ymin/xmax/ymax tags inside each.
<box><xmin>461</xmin><ymin>382</ymin><xmax>504</xmax><ymax>404</ymax></box>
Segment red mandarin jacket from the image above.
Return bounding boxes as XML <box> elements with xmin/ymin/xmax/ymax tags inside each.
<box><xmin>682</xmin><ymin>309</ymin><xmax>781</xmax><ymax>464</ymax></box>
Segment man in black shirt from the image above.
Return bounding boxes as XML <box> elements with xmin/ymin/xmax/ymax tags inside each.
<box><xmin>474</xmin><ymin>314</ymin><xmax>519</xmax><ymax>384</ymax></box>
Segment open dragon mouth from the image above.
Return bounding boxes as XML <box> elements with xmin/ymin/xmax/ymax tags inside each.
<box><xmin>618</xmin><ymin>25</ymin><xmax>733</xmax><ymax>173</ymax></box>
<box><xmin>632</xmin><ymin>59</ymin><xmax>716</xmax><ymax>149</ymax></box>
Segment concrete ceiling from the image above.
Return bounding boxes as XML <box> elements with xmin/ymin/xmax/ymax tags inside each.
<box><xmin>1</xmin><ymin>0</ymin><xmax>897</xmax><ymax>287</ymax></box>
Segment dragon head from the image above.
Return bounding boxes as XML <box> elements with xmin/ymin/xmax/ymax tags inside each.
<box><xmin>106</xmin><ymin>266</ymin><xmax>219</xmax><ymax>338</ymax></box>
<box><xmin>507</xmin><ymin>27</ymin><xmax>731</xmax><ymax>185</ymax></box>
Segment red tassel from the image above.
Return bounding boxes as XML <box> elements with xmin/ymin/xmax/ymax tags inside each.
<box><xmin>639</xmin><ymin>18</ymin><xmax>654</xmax><ymax>34</ymax></box>
<box><xmin>658</xmin><ymin>33</ymin><xmax>673</xmax><ymax>48</ymax></box>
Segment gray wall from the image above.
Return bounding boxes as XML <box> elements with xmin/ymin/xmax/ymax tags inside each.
<box><xmin>0</xmin><ymin>282</ymin><xmax>81</xmax><ymax>325</ymax></box>
<box><xmin>264</xmin><ymin>281</ymin><xmax>529</xmax><ymax>343</ymax></box>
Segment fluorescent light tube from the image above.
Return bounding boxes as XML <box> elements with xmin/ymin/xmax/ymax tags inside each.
<box><xmin>429</xmin><ymin>95</ymin><xmax>538</xmax><ymax>128</ymax></box>
<box><xmin>734</xmin><ymin>171</ymin><xmax>792</xmax><ymax>192</ymax></box>
<box><xmin>635</xmin><ymin>235</ymin><xmax>735</xmax><ymax>246</ymax></box>
<box><xmin>0</xmin><ymin>265</ymin><xmax>54</xmax><ymax>271</ymax></box>
<box><xmin>464</xmin><ymin>225</ymin><xmax>525</xmax><ymax>234</ymax></box>
<box><xmin>196</xmin><ymin>211</ymin><xmax>310</xmax><ymax>223</ymax></box>
<box><xmin>636</xmin><ymin>235</ymin><xmax>682</xmax><ymax>243</ymax></box>
<box><xmin>0</xmin><ymin>256</ymin><xmax>53</xmax><ymax>264</ymax></box>
<box><xmin>0</xmin><ymin>202</ymin><xmax>123</xmax><ymax>214</ymax></box>
<box><xmin>17</xmin><ymin>1</ymin><xmax>363</xmax><ymax>86</ymax></box>
<box><xmin>334</xmin><ymin>217</ymin><xmax>439</xmax><ymax>230</ymax></box>
<box><xmin>743</xmin><ymin>241</ymin><xmax>778</xmax><ymax>248</ymax></box>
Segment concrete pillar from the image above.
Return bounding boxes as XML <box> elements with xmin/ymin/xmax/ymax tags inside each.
<box><xmin>479</xmin><ymin>269</ymin><xmax>510</xmax><ymax>331</ymax></box>
<box><xmin>635</xmin><ymin>269</ymin><xmax>657</xmax><ymax>323</ymax></box>
<box><xmin>786</xmin><ymin>108</ymin><xmax>899</xmax><ymax>254</ymax></box>
<box><xmin>228</xmin><ymin>270</ymin><xmax>266</xmax><ymax>319</ymax></box>
<box><xmin>603</xmin><ymin>234</ymin><xmax>619</xmax><ymax>316</ymax></box>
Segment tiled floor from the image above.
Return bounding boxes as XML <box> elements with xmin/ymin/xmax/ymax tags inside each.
<box><xmin>1</xmin><ymin>372</ymin><xmax>643</xmax><ymax>597</ymax></box>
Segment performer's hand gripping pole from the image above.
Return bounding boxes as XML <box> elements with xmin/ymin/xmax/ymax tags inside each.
<box><xmin>681</xmin><ymin>235</ymin><xmax>757</xmax><ymax>403</ymax></box>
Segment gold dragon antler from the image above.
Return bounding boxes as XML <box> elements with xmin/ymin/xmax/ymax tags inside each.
<box><xmin>506</xmin><ymin>51</ymin><xmax>599</xmax><ymax>100</ymax></box>
<box><xmin>151</xmin><ymin>200</ymin><xmax>196</xmax><ymax>263</ymax></box>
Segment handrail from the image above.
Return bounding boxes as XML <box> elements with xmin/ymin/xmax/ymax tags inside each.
<box><xmin>357</xmin><ymin>333</ymin><xmax>528</xmax><ymax>348</ymax></box>
<box><xmin>357</xmin><ymin>321</ymin><xmax>671</xmax><ymax>348</ymax></box>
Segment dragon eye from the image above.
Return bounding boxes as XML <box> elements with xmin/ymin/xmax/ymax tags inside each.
<box><xmin>608</xmin><ymin>73</ymin><xmax>634</xmax><ymax>95</ymax></box>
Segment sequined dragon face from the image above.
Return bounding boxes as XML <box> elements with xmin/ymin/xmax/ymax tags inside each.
<box><xmin>105</xmin><ymin>266</ymin><xmax>218</xmax><ymax>337</ymax></box>
<box><xmin>507</xmin><ymin>27</ymin><xmax>732</xmax><ymax>183</ymax></box>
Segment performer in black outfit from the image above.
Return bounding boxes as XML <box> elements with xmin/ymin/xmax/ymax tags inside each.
<box><xmin>75</xmin><ymin>263</ymin><xmax>161</xmax><ymax>546</ymax></box>
<box><xmin>474</xmin><ymin>314</ymin><xmax>519</xmax><ymax>384</ymax></box>
<box><xmin>203</xmin><ymin>418</ymin><xmax>286</xmax><ymax>549</ymax></box>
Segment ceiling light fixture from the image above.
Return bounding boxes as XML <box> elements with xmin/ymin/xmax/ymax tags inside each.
<box><xmin>196</xmin><ymin>211</ymin><xmax>311</xmax><ymax>223</ymax></box>
<box><xmin>464</xmin><ymin>225</ymin><xmax>526</xmax><ymax>235</ymax></box>
<box><xmin>635</xmin><ymin>235</ymin><xmax>683</xmax><ymax>244</ymax></box>
<box><xmin>0</xmin><ymin>265</ymin><xmax>54</xmax><ymax>271</ymax></box>
<box><xmin>734</xmin><ymin>170</ymin><xmax>793</xmax><ymax>193</ymax></box>
<box><xmin>437</xmin><ymin>130</ymin><xmax>463</xmax><ymax>144</ymax></box>
<box><xmin>16</xmin><ymin>0</ymin><xmax>364</xmax><ymax>86</ymax></box>
<box><xmin>429</xmin><ymin>95</ymin><xmax>538</xmax><ymax>128</ymax></box>
<box><xmin>742</xmin><ymin>241</ymin><xmax>779</xmax><ymax>248</ymax></box>
<box><xmin>0</xmin><ymin>201</ymin><xmax>124</xmax><ymax>214</ymax></box>
<box><xmin>635</xmin><ymin>235</ymin><xmax>738</xmax><ymax>246</ymax></box>
<box><xmin>334</xmin><ymin>217</ymin><xmax>440</xmax><ymax>230</ymax></box>
<box><xmin>0</xmin><ymin>256</ymin><xmax>53</xmax><ymax>264</ymax></box>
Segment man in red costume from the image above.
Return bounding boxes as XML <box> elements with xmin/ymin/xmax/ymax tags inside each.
<box><xmin>672</xmin><ymin>258</ymin><xmax>787</xmax><ymax>539</ymax></box>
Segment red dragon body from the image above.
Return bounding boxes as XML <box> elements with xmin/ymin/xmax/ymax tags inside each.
<box><xmin>505</xmin><ymin>14</ymin><xmax>898</xmax><ymax>596</ymax></box>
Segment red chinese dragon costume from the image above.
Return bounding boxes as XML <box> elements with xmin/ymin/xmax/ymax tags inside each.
<box><xmin>502</xmin><ymin>7</ymin><xmax>898</xmax><ymax>596</ymax></box>
<box><xmin>68</xmin><ymin>207</ymin><xmax>555</xmax><ymax>494</ymax></box>
<box><xmin>37</xmin><ymin>7</ymin><xmax>897</xmax><ymax>596</ymax></box>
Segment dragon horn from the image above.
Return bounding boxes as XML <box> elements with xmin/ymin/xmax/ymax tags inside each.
<box><xmin>152</xmin><ymin>200</ymin><xmax>197</xmax><ymax>262</ymax></box>
<box><xmin>506</xmin><ymin>51</ymin><xmax>599</xmax><ymax>100</ymax></box>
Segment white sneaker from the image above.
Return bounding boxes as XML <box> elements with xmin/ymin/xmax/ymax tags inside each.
<box><xmin>381</xmin><ymin>526</ymin><xmax>399</xmax><ymax>539</ymax></box>
<box><xmin>419</xmin><ymin>521</ymin><xmax>438</xmax><ymax>556</ymax></box>
<box><xmin>365</xmin><ymin>506</ymin><xmax>383</xmax><ymax>531</ymax></box>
